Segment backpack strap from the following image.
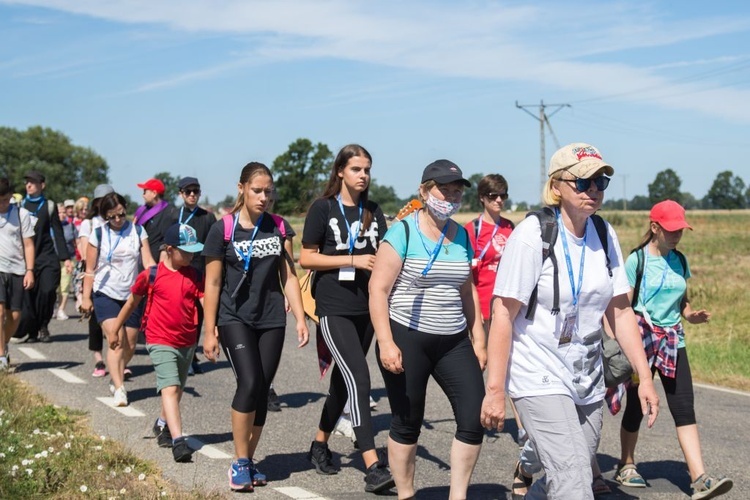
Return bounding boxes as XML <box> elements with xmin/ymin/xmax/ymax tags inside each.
<box><xmin>94</xmin><ymin>226</ymin><xmax>103</xmax><ymax>267</ymax></box>
<box><xmin>525</xmin><ymin>207</ymin><xmax>559</xmax><ymax>320</ymax></box>
<box><xmin>140</xmin><ymin>265</ymin><xmax>159</xmax><ymax>331</ymax></box>
<box><xmin>269</xmin><ymin>213</ymin><xmax>287</xmax><ymax>238</ymax></box>
<box><xmin>631</xmin><ymin>247</ymin><xmax>688</xmax><ymax>309</ymax></box>
<box><xmin>222</xmin><ymin>213</ymin><xmax>233</xmax><ymax>242</ymax></box>
<box><xmin>591</xmin><ymin>214</ymin><xmax>612</xmax><ymax>278</ymax></box>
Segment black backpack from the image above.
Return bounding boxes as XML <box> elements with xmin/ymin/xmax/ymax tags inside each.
<box><xmin>525</xmin><ymin>207</ymin><xmax>611</xmax><ymax>320</ymax></box>
<box><xmin>629</xmin><ymin>247</ymin><xmax>687</xmax><ymax>309</ymax></box>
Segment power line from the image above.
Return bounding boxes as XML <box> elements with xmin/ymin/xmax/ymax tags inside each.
<box><xmin>515</xmin><ymin>100</ymin><xmax>570</xmax><ymax>200</ymax></box>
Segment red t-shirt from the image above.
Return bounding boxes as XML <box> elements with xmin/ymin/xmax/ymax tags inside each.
<box><xmin>465</xmin><ymin>216</ymin><xmax>514</xmax><ymax>320</ymax></box>
<box><xmin>131</xmin><ymin>262</ymin><xmax>204</xmax><ymax>348</ymax></box>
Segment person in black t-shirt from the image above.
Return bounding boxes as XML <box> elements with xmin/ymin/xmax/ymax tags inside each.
<box><xmin>202</xmin><ymin>162</ymin><xmax>308</xmax><ymax>492</ymax></box>
<box><xmin>300</xmin><ymin>144</ymin><xmax>394</xmax><ymax>494</ymax></box>
<box><xmin>134</xmin><ymin>178</ymin><xmax>171</xmax><ymax>265</ymax></box>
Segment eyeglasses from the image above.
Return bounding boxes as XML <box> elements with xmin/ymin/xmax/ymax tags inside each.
<box><xmin>560</xmin><ymin>176</ymin><xmax>610</xmax><ymax>192</ymax></box>
<box><xmin>485</xmin><ymin>192</ymin><xmax>509</xmax><ymax>201</ymax></box>
<box><xmin>105</xmin><ymin>212</ymin><xmax>127</xmax><ymax>221</ymax></box>
<box><xmin>181</xmin><ymin>188</ymin><xmax>201</xmax><ymax>196</ymax></box>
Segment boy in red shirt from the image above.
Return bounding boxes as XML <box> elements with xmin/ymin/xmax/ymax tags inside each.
<box><xmin>112</xmin><ymin>223</ymin><xmax>204</xmax><ymax>462</ymax></box>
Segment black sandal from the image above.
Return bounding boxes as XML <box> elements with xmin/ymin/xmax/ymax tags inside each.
<box><xmin>512</xmin><ymin>460</ymin><xmax>533</xmax><ymax>499</ymax></box>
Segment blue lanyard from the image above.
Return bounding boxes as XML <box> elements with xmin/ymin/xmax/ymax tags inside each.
<box><xmin>556</xmin><ymin>209</ymin><xmax>587</xmax><ymax>308</ymax></box>
<box><xmin>23</xmin><ymin>195</ymin><xmax>45</xmax><ymax>216</ymax></box>
<box><xmin>641</xmin><ymin>250</ymin><xmax>671</xmax><ymax>304</ymax></box>
<box><xmin>336</xmin><ymin>195</ymin><xmax>363</xmax><ymax>254</ymax></box>
<box><xmin>476</xmin><ymin>216</ymin><xmax>500</xmax><ymax>262</ymax></box>
<box><xmin>106</xmin><ymin>221</ymin><xmax>127</xmax><ymax>264</ymax></box>
<box><xmin>179</xmin><ymin>206</ymin><xmax>197</xmax><ymax>225</ymax></box>
<box><xmin>232</xmin><ymin>212</ymin><xmax>264</xmax><ymax>273</ymax></box>
<box><xmin>414</xmin><ymin>211</ymin><xmax>449</xmax><ymax>277</ymax></box>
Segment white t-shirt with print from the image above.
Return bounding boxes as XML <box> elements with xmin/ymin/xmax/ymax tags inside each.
<box><xmin>0</xmin><ymin>204</ymin><xmax>36</xmax><ymax>275</ymax></box>
<box><xmin>78</xmin><ymin>216</ymin><xmax>105</xmax><ymax>241</ymax></box>
<box><xmin>88</xmin><ymin>221</ymin><xmax>148</xmax><ymax>300</ymax></box>
<box><xmin>493</xmin><ymin>214</ymin><xmax>630</xmax><ymax>405</ymax></box>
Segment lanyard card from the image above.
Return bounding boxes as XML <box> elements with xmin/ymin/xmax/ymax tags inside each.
<box><xmin>559</xmin><ymin>311</ymin><xmax>577</xmax><ymax>346</ymax></box>
<box><xmin>339</xmin><ymin>266</ymin><xmax>356</xmax><ymax>281</ymax></box>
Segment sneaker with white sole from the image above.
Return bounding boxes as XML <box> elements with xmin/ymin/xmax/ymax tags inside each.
<box><xmin>333</xmin><ymin>414</ymin><xmax>355</xmax><ymax>439</ymax></box>
<box><xmin>369</xmin><ymin>395</ymin><xmax>377</xmax><ymax>410</ymax></box>
<box><xmin>228</xmin><ymin>458</ymin><xmax>253</xmax><ymax>491</ymax></box>
<box><xmin>0</xmin><ymin>356</ymin><xmax>8</xmax><ymax>372</ymax></box>
<box><xmin>92</xmin><ymin>362</ymin><xmax>106</xmax><ymax>378</ymax></box>
<box><xmin>56</xmin><ymin>309</ymin><xmax>69</xmax><ymax>321</ymax></box>
<box><xmin>113</xmin><ymin>386</ymin><xmax>128</xmax><ymax>407</ymax></box>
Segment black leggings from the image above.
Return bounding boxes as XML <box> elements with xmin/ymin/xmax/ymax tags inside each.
<box><xmin>219</xmin><ymin>324</ymin><xmax>285</xmax><ymax>425</ymax></box>
<box><xmin>378</xmin><ymin>320</ymin><xmax>485</xmax><ymax>446</ymax></box>
<box><xmin>318</xmin><ymin>315</ymin><xmax>376</xmax><ymax>452</ymax></box>
<box><xmin>622</xmin><ymin>347</ymin><xmax>696</xmax><ymax>432</ymax></box>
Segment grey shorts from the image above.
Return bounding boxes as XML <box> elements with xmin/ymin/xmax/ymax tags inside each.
<box><xmin>0</xmin><ymin>272</ymin><xmax>24</xmax><ymax>311</ymax></box>
<box><xmin>146</xmin><ymin>344</ymin><xmax>196</xmax><ymax>393</ymax></box>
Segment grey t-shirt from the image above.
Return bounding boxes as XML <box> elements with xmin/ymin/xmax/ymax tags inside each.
<box><xmin>0</xmin><ymin>204</ymin><xmax>35</xmax><ymax>275</ymax></box>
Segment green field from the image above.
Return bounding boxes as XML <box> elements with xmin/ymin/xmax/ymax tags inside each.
<box><xmin>286</xmin><ymin>209</ymin><xmax>750</xmax><ymax>391</ymax></box>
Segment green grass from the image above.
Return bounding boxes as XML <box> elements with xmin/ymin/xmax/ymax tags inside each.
<box><xmin>286</xmin><ymin>208</ymin><xmax>750</xmax><ymax>391</ymax></box>
<box><xmin>0</xmin><ymin>373</ymin><xmax>221</xmax><ymax>499</ymax></box>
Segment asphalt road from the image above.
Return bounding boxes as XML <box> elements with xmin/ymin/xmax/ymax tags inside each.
<box><xmin>9</xmin><ymin>309</ymin><xmax>749</xmax><ymax>499</ymax></box>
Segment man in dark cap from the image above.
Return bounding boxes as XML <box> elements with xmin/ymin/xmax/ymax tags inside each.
<box><xmin>168</xmin><ymin>176</ymin><xmax>215</xmax><ymax>374</ymax></box>
<box><xmin>12</xmin><ymin>170</ymin><xmax>72</xmax><ymax>343</ymax></box>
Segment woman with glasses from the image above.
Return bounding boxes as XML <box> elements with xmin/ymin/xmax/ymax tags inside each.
<box><xmin>81</xmin><ymin>192</ymin><xmax>156</xmax><ymax>406</ymax></box>
<box><xmin>613</xmin><ymin>200</ymin><xmax>732</xmax><ymax>499</ymax></box>
<box><xmin>481</xmin><ymin>143</ymin><xmax>659</xmax><ymax>499</ymax></box>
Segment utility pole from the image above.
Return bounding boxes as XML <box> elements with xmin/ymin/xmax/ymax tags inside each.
<box><xmin>515</xmin><ymin>100</ymin><xmax>570</xmax><ymax>200</ymax></box>
<box><xmin>622</xmin><ymin>174</ymin><xmax>628</xmax><ymax>211</ymax></box>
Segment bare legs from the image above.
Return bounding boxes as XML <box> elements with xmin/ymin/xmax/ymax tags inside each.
<box><xmin>231</xmin><ymin>409</ymin><xmax>263</xmax><ymax>460</ymax></box>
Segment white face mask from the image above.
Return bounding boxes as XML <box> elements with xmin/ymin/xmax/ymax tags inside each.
<box><xmin>425</xmin><ymin>193</ymin><xmax>461</xmax><ymax>220</ymax></box>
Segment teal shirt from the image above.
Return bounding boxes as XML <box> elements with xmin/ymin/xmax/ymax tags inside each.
<box><xmin>626</xmin><ymin>249</ymin><xmax>691</xmax><ymax>348</ymax></box>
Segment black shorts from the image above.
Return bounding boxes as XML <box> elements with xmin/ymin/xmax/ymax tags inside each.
<box><xmin>0</xmin><ymin>272</ymin><xmax>24</xmax><ymax>311</ymax></box>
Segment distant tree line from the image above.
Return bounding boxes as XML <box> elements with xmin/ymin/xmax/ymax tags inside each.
<box><xmin>2</xmin><ymin>128</ymin><xmax>748</xmax><ymax>215</ymax></box>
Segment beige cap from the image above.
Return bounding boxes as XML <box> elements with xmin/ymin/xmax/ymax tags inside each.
<box><xmin>548</xmin><ymin>143</ymin><xmax>614</xmax><ymax>179</ymax></box>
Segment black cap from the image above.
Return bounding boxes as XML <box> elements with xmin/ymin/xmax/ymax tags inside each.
<box><xmin>420</xmin><ymin>159</ymin><xmax>470</xmax><ymax>187</ymax></box>
<box><xmin>24</xmin><ymin>170</ymin><xmax>45</xmax><ymax>183</ymax></box>
<box><xmin>178</xmin><ymin>176</ymin><xmax>200</xmax><ymax>191</ymax></box>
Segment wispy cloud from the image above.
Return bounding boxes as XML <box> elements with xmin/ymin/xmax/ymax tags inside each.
<box><xmin>4</xmin><ymin>0</ymin><xmax>750</xmax><ymax>122</ymax></box>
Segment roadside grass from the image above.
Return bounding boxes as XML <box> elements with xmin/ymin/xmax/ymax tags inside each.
<box><xmin>0</xmin><ymin>373</ymin><xmax>222</xmax><ymax>499</ymax></box>
<box><xmin>287</xmin><ymin>208</ymin><xmax>750</xmax><ymax>391</ymax></box>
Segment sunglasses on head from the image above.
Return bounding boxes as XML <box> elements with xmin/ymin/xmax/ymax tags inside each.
<box><xmin>485</xmin><ymin>192</ymin><xmax>509</xmax><ymax>201</ymax></box>
<box><xmin>105</xmin><ymin>212</ymin><xmax>127</xmax><ymax>222</ymax></box>
<box><xmin>181</xmin><ymin>188</ymin><xmax>201</xmax><ymax>196</ymax></box>
<box><xmin>561</xmin><ymin>176</ymin><xmax>610</xmax><ymax>192</ymax></box>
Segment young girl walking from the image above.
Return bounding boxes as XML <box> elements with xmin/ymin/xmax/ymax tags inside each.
<box><xmin>299</xmin><ymin>144</ymin><xmax>394</xmax><ymax>494</ymax></box>
<box><xmin>202</xmin><ymin>162</ymin><xmax>308</xmax><ymax>492</ymax></box>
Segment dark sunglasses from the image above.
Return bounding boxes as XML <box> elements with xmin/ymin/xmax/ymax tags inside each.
<box><xmin>485</xmin><ymin>192</ymin><xmax>509</xmax><ymax>201</ymax></box>
<box><xmin>561</xmin><ymin>176</ymin><xmax>610</xmax><ymax>192</ymax></box>
<box><xmin>181</xmin><ymin>188</ymin><xmax>201</xmax><ymax>196</ymax></box>
<box><xmin>105</xmin><ymin>212</ymin><xmax>127</xmax><ymax>221</ymax></box>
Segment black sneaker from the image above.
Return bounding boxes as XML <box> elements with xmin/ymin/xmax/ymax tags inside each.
<box><xmin>172</xmin><ymin>437</ymin><xmax>193</xmax><ymax>463</ymax></box>
<box><xmin>267</xmin><ymin>388</ymin><xmax>281</xmax><ymax>412</ymax></box>
<box><xmin>39</xmin><ymin>327</ymin><xmax>52</xmax><ymax>343</ymax></box>
<box><xmin>307</xmin><ymin>441</ymin><xmax>339</xmax><ymax>475</ymax></box>
<box><xmin>364</xmin><ymin>461</ymin><xmax>395</xmax><ymax>493</ymax></box>
<box><xmin>152</xmin><ymin>420</ymin><xmax>173</xmax><ymax>448</ymax></box>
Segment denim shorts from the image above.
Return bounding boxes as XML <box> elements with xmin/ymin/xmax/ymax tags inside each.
<box><xmin>147</xmin><ymin>344</ymin><xmax>196</xmax><ymax>393</ymax></box>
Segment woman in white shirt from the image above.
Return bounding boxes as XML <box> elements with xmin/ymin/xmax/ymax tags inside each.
<box><xmin>81</xmin><ymin>192</ymin><xmax>155</xmax><ymax>407</ymax></box>
<box><xmin>480</xmin><ymin>143</ymin><xmax>660</xmax><ymax>499</ymax></box>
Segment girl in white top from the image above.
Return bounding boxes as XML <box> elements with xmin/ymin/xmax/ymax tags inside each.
<box><xmin>81</xmin><ymin>192</ymin><xmax>155</xmax><ymax>406</ymax></box>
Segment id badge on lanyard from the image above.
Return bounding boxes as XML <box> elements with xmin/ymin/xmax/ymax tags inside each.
<box><xmin>556</xmin><ymin>210</ymin><xmax>587</xmax><ymax>347</ymax></box>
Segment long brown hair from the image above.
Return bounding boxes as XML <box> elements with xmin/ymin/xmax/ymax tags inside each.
<box><xmin>632</xmin><ymin>226</ymin><xmax>655</xmax><ymax>254</ymax></box>
<box><xmin>319</xmin><ymin>144</ymin><xmax>373</xmax><ymax>234</ymax></box>
<box><xmin>231</xmin><ymin>162</ymin><xmax>273</xmax><ymax>215</ymax></box>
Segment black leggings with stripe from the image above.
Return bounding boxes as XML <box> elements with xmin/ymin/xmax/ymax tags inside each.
<box><xmin>318</xmin><ymin>314</ymin><xmax>376</xmax><ymax>453</ymax></box>
<box><xmin>219</xmin><ymin>323</ymin><xmax>285</xmax><ymax>425</ymax></box>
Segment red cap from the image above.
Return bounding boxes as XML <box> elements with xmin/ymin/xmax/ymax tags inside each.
<box><xmin>137</xmin><ymin>178</ymin><xmax>165</xmax><ymax>195</ymax></box>
<box><xmin>650</xmin><ymin>200</ymin><xmax>692</xmax><ymax>231</ymax></box>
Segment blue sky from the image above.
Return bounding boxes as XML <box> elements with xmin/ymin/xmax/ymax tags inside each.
<box><xmin>2</xmin><ymin>1</ymin><xmax>749</xmax><ymax>207</ymax></box>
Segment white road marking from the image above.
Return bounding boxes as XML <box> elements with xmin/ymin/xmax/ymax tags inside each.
<box><xmin>184</xmin><ymin>436</ymin><xmax>232</xmax><ymax>459</ymax></box>
<box><xmin>95</xmin><ymin>397</ymin><xmax>145</xmax><ymax>416</ymax></box>
<box><xmin>274</xmin><ymin>486</ymin><xmax>329</xmax><ymax>499</ymax></box>
<box><xmin>48</xmin><ymin>368</ymin><xmax>86</xmax><ymax>384</ymax></box>
<box><xmin>17</xmin><ymin>347</ymin><xmax>46</xmax><ymax>360</ymax></box>
<box><xmin>694</xmin><ymin>382</ymin><xmax>750</xmax><ymax>398</ymax></box>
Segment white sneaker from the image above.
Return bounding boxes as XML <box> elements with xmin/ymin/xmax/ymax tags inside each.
<box><xmin>333</xmin><ymin>414</ymin><xmax>355</xmax><ymax>439</ymax></box>
<box><xmin>0</xmin><ymin>356</ymin><xmax>8</xmax><ymax>371</ymax></box>
<box><xmin>369</xmin><ymin>395</ymin><xmax>377</xmax><ymax>410</ymax></box>
<box><xmin>56</xmin><ymin>309</ymin><xmax>69</xmax><ymax>321</ymax></box>
<box><xmin>113</xmin><ymin>386</ymin><xmax>128</xmax><ymax>407</ymax></box>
